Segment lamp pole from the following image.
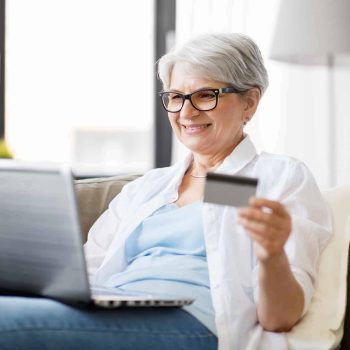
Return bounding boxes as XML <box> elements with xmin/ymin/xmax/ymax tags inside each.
<box><xmin>327</xmin><ymin>54</ymin><xmax>336</xmax><ymax>187</ymax></box>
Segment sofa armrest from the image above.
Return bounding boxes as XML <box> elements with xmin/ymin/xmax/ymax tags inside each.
<box><xmin>74</xmin><ymin>174</ymin><xmax>141</xmax><ymax>243</ymax></box>
<box><xmin>286</xmin><ymin>185</ymin><xmax>350</xmax><ymax>349</ymax></box>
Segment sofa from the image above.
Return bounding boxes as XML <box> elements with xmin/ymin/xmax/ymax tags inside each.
<box><xmin>75</xmin><ymin>175</ymin><xmax>350</xmax><ymax>350</ymax></box>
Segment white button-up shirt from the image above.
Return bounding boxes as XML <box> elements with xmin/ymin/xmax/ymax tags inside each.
<box><xmin>84</xmin><ymin>135</ymin><xmax>332</xmax><ymax>350</ymax></box>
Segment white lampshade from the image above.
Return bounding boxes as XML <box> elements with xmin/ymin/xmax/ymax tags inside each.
<box><xmin>270</xmin><ymin>0</ymin><xmax>350</xmax><ymax>65</ymax></box>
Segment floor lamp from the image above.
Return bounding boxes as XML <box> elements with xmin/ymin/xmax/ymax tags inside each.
<box><xmin>269</xmin><ymin>0</ymin><xmax>350</xmax><ymax>187</ymax></box>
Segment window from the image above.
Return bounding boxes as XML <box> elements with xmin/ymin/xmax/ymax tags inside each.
<box><xmin>5</xmin><ymin>0</ymin><xmax>155</xmax><ymax>177</ymax></box>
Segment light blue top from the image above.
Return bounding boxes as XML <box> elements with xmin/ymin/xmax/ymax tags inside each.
<box><xmin>104</xmin><ymin>201</ymin><xmax>217</xmax><ymax>335</ymax></box>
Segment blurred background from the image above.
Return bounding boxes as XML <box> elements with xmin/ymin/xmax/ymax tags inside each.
<box><xmin>0</xmin><ymin>0</ymin><xmax>349</xmax><ymax>189</ymax></box>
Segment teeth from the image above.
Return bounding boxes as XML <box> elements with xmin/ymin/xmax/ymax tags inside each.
<box><xmin>184</xmin><ymin>124</ymin><xmax>209</xmax><ymax>130</ymax></box>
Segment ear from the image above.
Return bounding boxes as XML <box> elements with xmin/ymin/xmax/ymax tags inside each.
<box><xmin>242</xmin><ymin>88</ymin><xmax>261</xmax><ymax>120</ymax></box>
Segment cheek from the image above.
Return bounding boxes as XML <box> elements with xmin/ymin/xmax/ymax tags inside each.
<box><xmin>212</xmin><ymin>115</ymin><xmax>243</xmax><ymax>136</ymax></box>
<box><xmin>168</xmin><ymin>115</ymin><xmax>180</xmax><ymax>130</ymax></box>
<box><xmin>212</xmin><ymin>114</ymin><xmax>232</xmax><ymax>129</ymax></box>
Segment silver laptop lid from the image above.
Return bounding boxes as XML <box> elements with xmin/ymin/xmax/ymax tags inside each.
<box><xmin>0</xmin><ymin>160</ymin><xmax>91</xmax><ymax>302</ymax></box>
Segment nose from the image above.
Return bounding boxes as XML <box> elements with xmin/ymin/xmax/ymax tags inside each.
<box><xmin>179</xmin><ymin>98</ymin><xmax>200</xmax><ymax>119</ymax></box>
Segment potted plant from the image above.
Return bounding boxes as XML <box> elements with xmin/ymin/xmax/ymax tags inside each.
<box><xmin>0</xmin><ymin>139</ymin><xmax>13</xmax><ymax>158</ymax></box>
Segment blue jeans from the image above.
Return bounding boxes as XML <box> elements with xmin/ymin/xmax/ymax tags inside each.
<box><xmin>0</xmin><ymin>296</ymin><xmax>217</xmax><ymax>350</ymax></box>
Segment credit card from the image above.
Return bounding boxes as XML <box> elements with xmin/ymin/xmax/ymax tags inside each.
<box><xmin>203</xmin><ymin>173</ymin><xmax>258</xmax><ymax>207</ymax></box>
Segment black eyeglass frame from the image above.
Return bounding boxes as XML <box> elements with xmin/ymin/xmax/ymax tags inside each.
<box><xmin>158</xmin><ymin>86</ymin><xmax>246</xmax><ymax>113</ymax></box>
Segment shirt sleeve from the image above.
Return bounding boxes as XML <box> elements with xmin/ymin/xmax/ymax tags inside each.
<box><xmin>83</xmin><ymin>206</ymin><xmax>121</xmax><ymax>279</ymax></box>
<box><xmin>83</xmin><ymin>175</ymin><xmax>144</xmax><ymax>280</ymax></box>
<box><xmin>252</xmin><ymin>160</ymin><xmax>332</xmax><ymax>315</ymax></box>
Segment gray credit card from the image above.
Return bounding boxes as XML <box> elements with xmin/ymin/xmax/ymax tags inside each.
<box><xmin>203</xmin><ymin>173</ymin><xmax>258</xmax><ymax>207</ymax></box>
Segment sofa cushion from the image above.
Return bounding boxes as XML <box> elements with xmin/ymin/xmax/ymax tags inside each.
<box><xmin>75</xmin><ymin>174</ymin><xmax>140</xmax><ymax>242</ymax></box>
<box><xmin>286</xmin><ymin>185</ymin><xmax>350</xmax><ymax>349</ymax></box>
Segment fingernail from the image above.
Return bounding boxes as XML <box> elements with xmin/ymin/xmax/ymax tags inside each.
<box><xmin>249</xmin><ymin>197</ymin><xmax>256</xmax><ymax>204</ymax></box>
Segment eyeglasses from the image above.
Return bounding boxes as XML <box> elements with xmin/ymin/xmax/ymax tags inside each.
<box><xmin>158</xmin><ymin>87</ymin><xmax>245</xmax><ymax>113</ymax></box>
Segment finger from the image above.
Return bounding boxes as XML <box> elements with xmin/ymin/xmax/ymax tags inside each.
<box><xmin>244</xmin><ymin>226</ymin><xmax>283</xmax><ymax>250</ymax></box>
<box><xmin>244</xmin><ymin>227</ymin><xmax>276</xmax><ymax>247</ymax></box>
<box><xmin>238</xmin><ymin>207</ymin><xmax>269</xmax><ymax>222</ymax></box>
<box><xmin>249</xmin><ymin>197</ymin><xmax>289</xmax><ymax>217</ymax></box>
<box><xmin>239</xmin><ymin>218</ymin><xmax>282</xmax><ymax>241</ymax></box>
<box><xmin>240</xmin><ymin>216</ymin><xmax>292</xmax><ymax>250</ymax></box>
<box><xmin>238</xmin><ymin>217</ymin><xmax>267</xmax><ymax>235</ymax></box>
<box><xmin>238</xmin><ymin>207</ymin><xmax>286</xmax><ymax>230</ymax></box>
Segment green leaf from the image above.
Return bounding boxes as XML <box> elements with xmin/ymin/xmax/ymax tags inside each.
<box><xmin>0</xmin><ymin>139</ymin><xmax>13</xmax><ymax>158</ymax></box>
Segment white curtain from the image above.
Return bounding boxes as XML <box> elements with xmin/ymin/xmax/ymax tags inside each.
<box><xmin>174</xmin><ymin>0</ymin><xmax>350</xmax><ymax>189</ymax></box>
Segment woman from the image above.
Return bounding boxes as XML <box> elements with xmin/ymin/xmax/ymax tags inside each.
<box><xmin>0</xmin><ymin>33</ymin><xmax>331</xmax><ymax>350</ymax></box>
<box><xmin>84</xmin><ymin>32</ymin><xmax>331</xmax><ymax>349</ymax></box>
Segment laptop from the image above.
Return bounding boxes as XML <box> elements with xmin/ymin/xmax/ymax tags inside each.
<box><xmin>0</xmin><ymin>160</ymin><xmax>194</xmax><ymax>308</ymax></box>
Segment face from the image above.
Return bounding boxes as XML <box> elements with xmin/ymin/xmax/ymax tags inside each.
<box><xmin>167</xmin><ymin>63</ymin><xmax>253</xmax><ymax>157</ymax></box>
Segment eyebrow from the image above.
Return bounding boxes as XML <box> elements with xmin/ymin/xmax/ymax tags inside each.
<box><xmin>165</xmin><ymin>86</ymin><xmax>217</xmax><ymax>94</ymax></box>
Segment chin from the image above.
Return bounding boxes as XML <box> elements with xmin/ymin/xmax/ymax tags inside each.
<box><xmin>182</xmin><ymin>141</ymin><xmax>210</xmax><ymax>154</ymax></box>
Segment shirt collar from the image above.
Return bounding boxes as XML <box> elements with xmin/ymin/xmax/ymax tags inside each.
<box><xmin>162</xmin><ymin>153</ymin><xmax>193</xmax><ymax>194</ymax></box>
<box><xmin>166</xmin><ymin>134</ymin><xmax>257</xmax><ymax>191</ymax></box>
<box><xmin>216</xmin><ymin>134</ymin><xmax>257</xmax><ymax>174</ymax></box>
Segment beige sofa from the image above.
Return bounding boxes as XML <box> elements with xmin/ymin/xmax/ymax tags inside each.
<box><xmin>75</xmin><ymin>175</ymin><xmax>350</xmax><ymax>349</ymax></box>
<box><xmin>75</xmin><ymin>174</ymin><xmax>141</xmax><ymax>243</ymax></box>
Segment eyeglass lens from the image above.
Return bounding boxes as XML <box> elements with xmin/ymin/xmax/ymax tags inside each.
<box><xmin>162</xmin><ymin>89</ymin><xmax>217</xmax><ymax>112</ymax></box>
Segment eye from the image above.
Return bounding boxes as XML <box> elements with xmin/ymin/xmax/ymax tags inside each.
<box><xmin>169</xmin><ymin>93</ymin><xmax>183</xmax><ymax>101</ymax></box>
<box><xmin>196</xmin><ymin>90</ymin><xmax>216</xmax><ymax>101</ymax></box>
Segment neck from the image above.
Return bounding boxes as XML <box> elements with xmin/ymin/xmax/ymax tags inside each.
<box><xmin>187</xmin><ymin>134</ymin><xmax>245</xmax><ymax>177</ymax></box>
<box><xmin>189</xmin><ymin>143</ymin><xmax>238</xmax><ymax>176</ymax></box>
<box><xmin>193</xmin><ymin>134</ymin><xmax>244</xmax><ymax>175</ymax></box>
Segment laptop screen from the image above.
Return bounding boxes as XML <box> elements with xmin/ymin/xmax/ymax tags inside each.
<box><xmin>0</xmin><ymin>161</ymin><xmax>90</xmax><ymax>302</ymax></box>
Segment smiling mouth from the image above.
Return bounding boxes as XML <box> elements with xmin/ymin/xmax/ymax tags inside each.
<box><xmin>182</xmin><ymin>123</ymin><xmax>211</xmax><ymax>131</ymax></box>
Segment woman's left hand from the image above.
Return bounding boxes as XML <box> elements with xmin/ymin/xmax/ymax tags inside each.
<box><xmin>237</xmin><ymin>198</ymin><xmax>292</xmax><ymax>262</ymax></box>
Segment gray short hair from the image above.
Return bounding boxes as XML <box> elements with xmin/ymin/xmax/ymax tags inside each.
<box><xmin>157</xmin><ymin>33</ymin><xmax>269</xmax><ymax>94</ymax></box>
